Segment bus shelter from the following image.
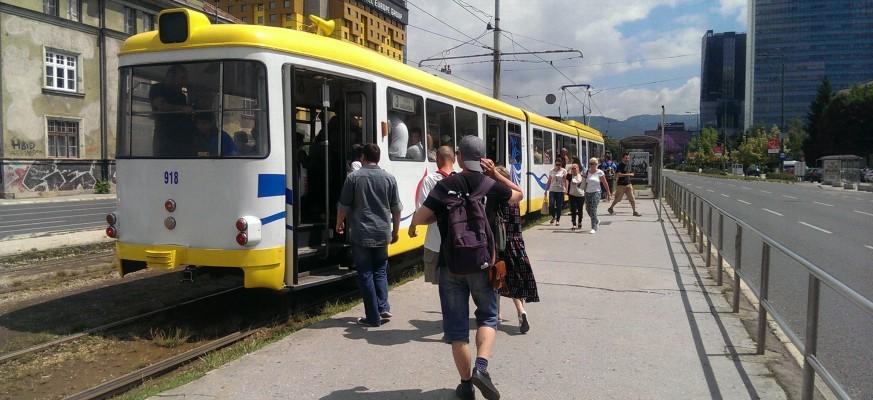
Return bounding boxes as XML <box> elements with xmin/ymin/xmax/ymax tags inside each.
<box><xmin>818</xmin><ymin>155</ymin><xmax>865</xmax><ymax>186</ymax></box>
<box><xmin>619</xmin><ymin>136</ymin><xmax>662</xmax><ymax>196</ymax></box>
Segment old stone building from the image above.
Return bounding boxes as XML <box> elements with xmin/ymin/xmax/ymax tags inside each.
<box><xmin>0</xmin><ymin>0</ymin><xmax>235</xmax><ymax>198</ymax></box>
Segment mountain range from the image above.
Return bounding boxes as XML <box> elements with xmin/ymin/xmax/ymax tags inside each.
<box><xmin>566</xmin><ymin>115</ymin><xmax>700</xmax><ymax>138</ymax></box>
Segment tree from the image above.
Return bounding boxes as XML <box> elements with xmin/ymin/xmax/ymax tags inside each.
<box><xmin>784</xmin><ymin>118</ymin><xmax>807</xmax><ymax>160</ymax></box>
<box><xmin>803</xmin><ymin>77</ymin><xmax>833</xmax><ymax>160</ymax></box>
<box><xmin>604</xmin><ymin>136</ymin><xmax>620</xmax><ymax>160</ymax></box>
<box><xmin>734</xmin><ymin>127</ymin><xmax>768</xmax><ymax>168</ymax></box>
<box><xmin>685</xmin><ymin>127</ymin><xmax>719</xmax><ymax>166</ymax></box>
<box><xmin>818</xmin><ymin>84</ymin><xmax>873</xmax><ymax>159</ymax></box>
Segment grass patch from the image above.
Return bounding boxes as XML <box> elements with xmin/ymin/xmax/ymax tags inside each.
<box><xmin>0</xmin><ymin>242</ymin><xmax>114</xmax><ymax>269</ymax></box>
<box><xmin>111</xmin><ymin>269</ymin><xmax>423</xmax><ymax>400</ymax></box>
<box><xmin>150</xmin><ymin>327</ymin><xmax>191</xmax><ymax>348</ymax></box>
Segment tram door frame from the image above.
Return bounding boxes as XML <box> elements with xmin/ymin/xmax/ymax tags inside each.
<box><xmin>485</xmin><ymin>115</ymin><xmax>507</xmax><ymax>166</ymax></box>
<box><xmin>283</xmin><ymin>65</ymin><xmax>375</xmax><ymax>285</ymax></box>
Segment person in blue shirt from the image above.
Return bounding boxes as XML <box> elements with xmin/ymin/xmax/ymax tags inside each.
<box><xmin>598</xmin><ymin>153</ymin><xmax>617</xmax><ymax>200</ymax></box>
<box><xmin>192</xmin><ymin>112</ymin><xmax>237</xmax><ymax>157</ymax></box>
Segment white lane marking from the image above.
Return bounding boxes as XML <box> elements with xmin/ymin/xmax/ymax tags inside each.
<box><xmin>727</xmin><ymin>184</ymin><xmax>737</xmax><ymax>188</ymax></box>
<box><xmin>696</xmin><ymin>185</ymin><xmax>703</xmax><ymax>189</ymax></box>
<box><xmin>813</xmin><ymin>201</ymin><xmax>834</xmax><ymax>207</ymax></box>
<box><xmin>854</xmin><ymin>210</ymin><xmax>873</xmax><ymax>217</ymax></box>
<box><xmin>782</xmin><ymin>195</ymin><xmax>799</xmax><ymax>200</ymax></box>
<box><xmin>0</xmin><ymin>219</ymin><xmax>68</xmax><ymax>228</ymax></box>
<box><xmin>737</xmin><ymin>199</ymin><xmax>752</xmax><ymax>205</ymax></box>
<box><xmin>0</xmin><ymin>212</ymin><xmax>109</xmax><ymax>225</ymax></box>
<box><xmin>866</xmin><ymin>245</ymin><xmax>873</xmax><ymax>251</ymax></box>
<box><xmin>707</xmin><ymin>189</ymin><xmax>715</xmax><ymax>193</ymax></box>
<box><xmin>761</xmin><ymin>190</ymin><xmax>773</xmax><ymax>194</ymax></box>
<box><xmin>1</xmin><ymin>207</ymin><xmax>115</xmax><ymax>218</ymax></box>
<box><xmin>762</xmin><ymin>208</ymin><xmax>784</xmax><ymax>216</ymax></box>
<box><xmin>721</xmin><ymin>194</ymin><xmax>730</xmax><ymax>198</ymax></box>
<box><xmin>741</xmin><ymin>186</ymin><xmax>752</xmax><ymax>190</ymax></box>
<box><xmin>798</xmin><ymin>221</ymin><xmax>833</xmax><ymax>234</ymax></box>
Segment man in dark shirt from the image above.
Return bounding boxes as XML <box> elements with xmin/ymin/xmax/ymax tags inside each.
<box><xmin>193</xmin><ymin>112</ymin><xmax>237</xmax><ymax>156</ymax></box>
<box><xmin>149</xmin><ymin>65</ymin><xmax>194</xmax><ymax>157</ymax></box>
<box><xmin>409</xmin><ymin>136</ymin><xmax>522</xmax><ymax>400</ymax></box>
<box><xmin>607</xmin><ymin>153</ymin><xmax>641</xmax><ymax>216</ymax></box>
<box><xmin>336</xmin><ymin>144</ymin><xmax>402</xmax><ymax>327</ymax></box>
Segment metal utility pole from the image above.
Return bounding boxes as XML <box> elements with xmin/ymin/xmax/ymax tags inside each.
<box><xmin>492</xmin><ymin>0</ymin><xmax>501</xmax><ymax>99</ymax></box>
<box><xmin>658</xmin><ymin>105</ymin><xmax>665</xmax><ymax>222</ymax></box>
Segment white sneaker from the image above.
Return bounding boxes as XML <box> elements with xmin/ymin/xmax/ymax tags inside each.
<box><xmin>589</xmin><ymin>229</ymin><xmax>596</xmax><ymax>234</ymax></box>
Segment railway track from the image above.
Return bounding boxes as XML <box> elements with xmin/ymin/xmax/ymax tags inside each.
<box><xmin>0</xmin><ymin>252</ymin><xmax>114</xmax><ymax>278</ymax></box>
<box><xmin>0</xmin><ymin>286</ymin><xmax>244</xmax><ymax>364</ymax></box>
<box><xmin>62</xmin><ymin>287</ymin><xmax>361</xmax><ymax>400</ymax></box>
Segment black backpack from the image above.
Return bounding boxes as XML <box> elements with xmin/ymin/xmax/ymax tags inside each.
<box><xmin>435</xmin><ymin>174</ymin><xmax>496</xmax><ymax>274</ymax></box>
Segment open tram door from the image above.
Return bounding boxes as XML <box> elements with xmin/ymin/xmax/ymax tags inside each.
<box><xmin>282</xmin><ymin>66</ymin><xmax>375</xmax><ymax>289</ymax></box>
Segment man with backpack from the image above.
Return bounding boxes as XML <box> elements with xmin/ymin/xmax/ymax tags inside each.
<box><xmin>409</xmin><ymin>136</ymin><xmax>523</xmax><ymax>400</ymax></box>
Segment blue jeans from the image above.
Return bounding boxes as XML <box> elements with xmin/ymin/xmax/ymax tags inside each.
<box><xmin>438</xmin><ymin>266</ymin><xmax>498</xmax><ymax>343</ymax></box>
<box><xmin>352</xmin><ymin>245</ymin><xmax>389</xmax><ymax>326</ymax></box>
<box><xmin>549</xmin><ymin>191</ymin><xmax>564</xmax><ymax>221</ymax></box>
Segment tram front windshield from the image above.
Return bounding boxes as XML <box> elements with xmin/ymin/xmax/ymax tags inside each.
<box><xmin>117</xmin><ymin>60</ymin><xmax>268</xmax><ymax>159</ymax></box>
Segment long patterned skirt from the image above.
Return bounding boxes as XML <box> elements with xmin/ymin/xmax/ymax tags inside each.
<box><xmin>497</xmin><ymin>204</ymin><xmax>540</xmax><ymax>302</ymax></box>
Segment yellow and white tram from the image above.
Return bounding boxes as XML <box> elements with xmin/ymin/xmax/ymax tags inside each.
<box><xmin>110</xmin><ymin>9</ymin><xmax>604</xmax><ymax>290</ymax></box>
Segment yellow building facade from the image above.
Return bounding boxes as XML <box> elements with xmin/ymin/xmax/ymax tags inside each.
<box><xmin>211</xmin><ymin>0</ymin><xmax>407</xmax><ymax>61</ymax></box>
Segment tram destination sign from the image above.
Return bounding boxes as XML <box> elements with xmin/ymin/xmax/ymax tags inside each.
<box><xmin>360</xmin><ymin>0</ymin><xmax>408</xmax><ymax>24</ymax></box>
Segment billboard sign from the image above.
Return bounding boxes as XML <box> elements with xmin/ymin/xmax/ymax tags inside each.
<box><xmin>767</xmin><ymin>137</ymin><xmax>780</xmax><ymax>154</ymax></box>
<box><xmin>822</xmin><ymin>159</ymin><xmax>840</xmax><ymax>183</ymax></box>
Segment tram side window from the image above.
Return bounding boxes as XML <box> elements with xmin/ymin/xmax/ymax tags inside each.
<box><xmin>456</xmin><ymin>107</ymin><xmax>478</xmax><ymax>141</ymax></box>
<box><xmin>533</xmin><ymin>129</ymin><xmax>544</xmax><ymax>164</ymax></box>
<box><xmin>543</xmin><ymin>131</ymin><xmax>553</xmax><ymax>165</ymax></box>
<box><xmin>508</xmin><ymin>122</ymin><xmax>522</xmax><ymax>167</ymax></box>
<box><xmin>119</xmin><ymin>60</ymin><xmax>268</xmax><ymax>158</ymax></box>
<box><xmin>564</xmin><ymin>135</ymin><xmax>579</xmax><ymax>164</ymax></box>
<box><xmin>425</xmin><ymin>99</ymin><xmax>454</xmax><ymax>161</ymax></box>
<box><xmin>387</xmin><ymin>88</ymin><xmax>425</xmax><ymax>161</ymax></box>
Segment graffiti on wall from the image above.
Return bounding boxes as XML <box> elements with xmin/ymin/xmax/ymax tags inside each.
<box><xmin>2</xmin><ymin>161</ymin><xmax>116</xmax><ymax>194</ymax></box>
<box><xmin>8</xmin><ymin>139</ymin><xmax>40</xmax><ymax>157</ymax></box>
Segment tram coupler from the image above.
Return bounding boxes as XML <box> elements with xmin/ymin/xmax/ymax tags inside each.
<box><xmin>181</xmin><ymin>266</ymin><xmax>197</xmax><ymax>283</ymax></box>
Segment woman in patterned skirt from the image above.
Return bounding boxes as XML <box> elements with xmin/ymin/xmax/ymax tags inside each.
<box><xmin>494</xmin><ymin>166</ymin><xmax>540</xmax><ymax>334</ymax></box>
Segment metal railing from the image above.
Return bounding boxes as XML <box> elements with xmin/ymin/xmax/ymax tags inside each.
<box><xmin>664</xmin><ymin>177</ymin><xmax>873</xmax><ymax>400</ymax></box>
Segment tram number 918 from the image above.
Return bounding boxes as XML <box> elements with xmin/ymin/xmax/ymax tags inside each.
<box><xmin>164</xmin><ymin>171</ymin><xmax>179</xmax><ymax>185</ymax></box>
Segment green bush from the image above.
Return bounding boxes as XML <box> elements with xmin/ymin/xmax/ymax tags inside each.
<box><xmin>766</xmin><ymin>172</ymin><xmax>796</xmax><ymax>181</ymax></box>
<box><xmin>702</xmin><ymin>168</ymin><xmax>727</xmax><ymax>176</ymax></box>
<box><xmin>94</xmin><ymin>180</ymin><xmax>111</xmax><ymax>194</ymax></box>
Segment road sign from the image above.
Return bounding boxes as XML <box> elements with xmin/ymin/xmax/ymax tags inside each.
<box><xmin>779</xmin><ymin>152</ymin><xmax>786</xmax><ymax>160</ymax></box>
<box><xmin>767</xmin><ymin>137</ymin><xmax>780</xmax><ymax>154</ymax></box>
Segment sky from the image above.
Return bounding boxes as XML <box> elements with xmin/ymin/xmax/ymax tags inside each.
<box><xmin>404</xmin><ymin>0</ymin><xmax>747</xmax><ymax>120</ymax></box>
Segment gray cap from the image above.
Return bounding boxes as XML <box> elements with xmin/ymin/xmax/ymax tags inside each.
<box><xmin>458</xmin><ymin>135</ymin><xmax>485</xmax><ymax>172</ymax></box>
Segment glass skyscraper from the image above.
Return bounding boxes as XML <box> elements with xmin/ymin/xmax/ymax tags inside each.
<box><xmin>700</xmin><ymin>30</ymin><xmax>746</xmax><ymax>139</ymax></box>
<box><xmin>745</xmin><ymin>0</ymin><xmax>873</xmax><ymax>130</ymax></box>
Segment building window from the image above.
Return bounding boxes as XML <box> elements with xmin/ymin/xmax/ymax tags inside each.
<box><xmin>43</xmin><ymin>0</ymin><xmax>59</xmax><ymax>16</ymax></box>
<box><xmin>45</xmin><ymin>50</ymin><xmax>77</xmax><ymax>92</ymax></box>
<box><xmin>241</xmin><ymin>4</ymin><xmax>247</xmax><ymax>12</ymax></box>
<box><xmin>257</xmin><ymin>3</ymin><xmax>263</xmax><ymax>11</ymax></box>
<box><xmin>143</xmin><ymin>13</ymin><xmax>155</xmax><ymax>31</ymax></box>
<box><xmin>227</xmin><ymin>5</ymin><xmax>232</xmax><ymax>12</ymax></box>
<box><xmin>242</xmin><ymin>16</ymin><xmax>248</xmax><ymax>22</ymax></box>
<box><xmin>269</xmin><ymin>1</ymin><xmax>276</xmax><ymax>9</ymax></box>
<box><xmin>284</xmin><ymin>0</ymin><xmax>290</xmax><ymax>7</ymax></box>
<box><xmin>269</xmin><ymin>14</ymin><xmax>277</xmax><ymax>23</ymax></box>
<box><xmin>68</xmin><ymin>0</ymin><xmax>80</xmax><ymax>21</ymax></box>
<box><xmin>47</xmin><ymin>119</ymin><xmax>80</xmax><ymax>158</ymax></box>
<box><xmin>257</xmin><ymin>16</ymin><xmax>264</xmax><ymax>23</ymax></box>
<box><xmin>124</xmin><ymin>7</ymin><xmax>137</xmax><ymax>34</ymax></box>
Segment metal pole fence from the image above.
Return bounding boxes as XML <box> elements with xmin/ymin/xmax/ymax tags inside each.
<box><xmin>732</xmin><ymin>225</ymin><xmax>742</xmax><ymax>313</ymax></box>
<box><xmin>757</xmin><ymin>243</ymin><xmax>771</xmax><ymax>355</ymax></box>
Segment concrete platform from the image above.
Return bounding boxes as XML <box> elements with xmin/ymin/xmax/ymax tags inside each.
<box><xmin>154</xmin><ymin>200</ymin><xmax>789</xmax><ymax>400</ymax></box>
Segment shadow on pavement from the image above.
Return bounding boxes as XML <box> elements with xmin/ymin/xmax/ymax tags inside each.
<box><xmin>308</xmin><ymin>317</ymin><xmax>444</xmax><ymax>346</ymax></box>
<box><xmin>320</xmin><ymin>386</ymin><xmax>456</xmax><ymax>399</ymax></box>
<box><xmin>661</xmin><ymin>209</ymin><xmax>760</xmax><ymax>400</ymax></box>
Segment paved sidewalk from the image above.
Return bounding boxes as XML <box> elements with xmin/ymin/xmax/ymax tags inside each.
<box><xmin>155</xmin><ymin>200</ymin><xmax>788</xmax><ymax>400</ymax></box>
<box><xmin>0</xmin><ymin>193</ymin><xmax>114</xmax><ymax>205</ymax></box>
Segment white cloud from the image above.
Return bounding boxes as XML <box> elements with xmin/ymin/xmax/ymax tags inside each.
<box><xmin>719</xmin><ymin>0</ymin><xmax>748</xmax><ymax>26</ymax></box>
<box><xmin>406</xmin><ymin>0</ymin><xmax>706</xmax><ymax>118</ymax></box>
<box><xmin>594</xmin><ymin>77</ymin><xmax>701</xmax><ymax>120</ymax></box>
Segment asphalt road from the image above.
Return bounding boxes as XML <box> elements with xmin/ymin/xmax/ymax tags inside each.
<box><xmin>0</xmin><ymin>199</ymin><xmax>116</xmax><ymax>240</ymax></box>
<box><xmin>666</xmin><ymin>171</ymin><xmax>873</xmax><ymax>398</ymax></box>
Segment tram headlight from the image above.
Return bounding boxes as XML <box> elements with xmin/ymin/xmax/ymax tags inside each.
<box><xmin>165</xmin><ymin>199</ymin><xmax>177</xmax><ymax>212</ymax></box>
<box><xmin>164</xmin><ymin>217</ymin><xmax>176</xmax><ymax>230</ymax></box>
<box><xmin>106</xmin><ymin>226</ymin><xmax>118</xmax><ymax>238</ymax></box>
<box><xmin>235</xmin><ymin>232</ymin><xmax>248</xmax><ymax>246</ymax></box>
<box><xmin>235</xmin><ymin>218</ymin><xmax>248</xmax><ymax>232</ymax></box>
<box><xmin>233</xmin><ymin>216</ymin><xmax>261</xmax><ymax>247</ymax></box>
<box><xmin>106</xmin><ymin>213</ymin><xmax>117</xmax><ymax>225</ymax></box>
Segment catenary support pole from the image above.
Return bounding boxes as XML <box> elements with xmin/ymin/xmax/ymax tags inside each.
<box><xmin>492</xmin><ymin>0</ymin><xmax>501</xmax><ymax>99</ymax></box>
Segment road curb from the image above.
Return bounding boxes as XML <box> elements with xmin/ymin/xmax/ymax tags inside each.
<box><xmin>0</xmin><ymin>194</ymin><xmax>116</xmax><ymax>206</ymax></box>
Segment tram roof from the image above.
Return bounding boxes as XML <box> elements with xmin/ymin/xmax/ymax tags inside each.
<box><xmin>121</xmin><ymin>9</ymin><xmax>603</xmax><ymax>142</ymax></box>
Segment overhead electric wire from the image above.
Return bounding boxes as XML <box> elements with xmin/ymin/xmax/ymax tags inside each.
<box><xmin>407</xmin><ymin>0</ymin><xmax>492</xmax><ymax>49</ymax></box>
<box><xmin>505</xmin><ymin>53</ymin><xmax>699</xmax><ymax>72</ymax></box>
<box><xmin>451</xmin><ymin>0</ymin><xmax>492</xmax><ymax>25</ymax></box>
<box><xmin>407</xmin><ymin>24</ymin><xmax>472</xmax><ymax>44</ymax></box>
<box><xmin>591</xmin><ymin>76</ymin><xmax>696</xmax><ymax>94</ymax></box>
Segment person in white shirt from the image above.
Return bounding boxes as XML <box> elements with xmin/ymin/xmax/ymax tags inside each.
<box><xmin>411</xmin><ymin>145</ymin><xmax>454</xmax><ymax>283</ymax></box>
<box><xmin>388</xmin><ymin>118</ymin><xmax>408</xmax><ymax>159</ymax></box>
<box><xmin>544</xmin><ymin>160</ymin><xmax>568</xmax><ymax>225</ymax></box>
<box><xmin>567</xmin><ymin>163</ymin><xmax>586</xmax><ymax>231</ymax></box>
<box><xmin>585</xmin><ymin>157</ymin><xmax>612</xmax><ymax>233</ymax></box>
<box><xmin>406</xmin><ymin>128</ymin><xmax>425</xmax><ymax>161</ymax></box>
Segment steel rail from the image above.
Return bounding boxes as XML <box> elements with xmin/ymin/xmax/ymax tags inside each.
<box><xmin>665</xmin><ymin>176</ymin><xmax>873</xmax><ymax>400</ymax></box>
<box><xmin>0</xmin><ymin>286</ymin><xmax>244</xmax><ymax>364</ymax></box>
